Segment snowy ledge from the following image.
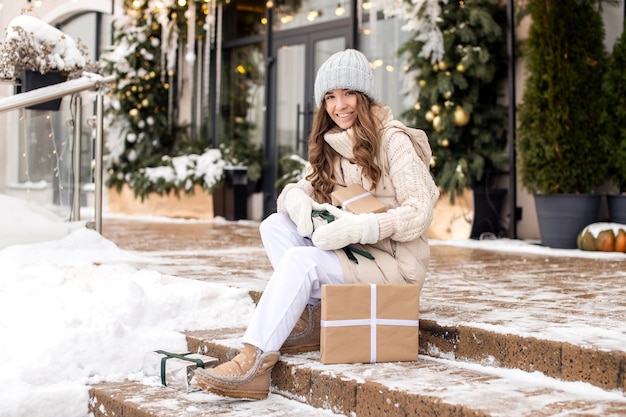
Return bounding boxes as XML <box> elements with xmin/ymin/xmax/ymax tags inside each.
<box><xmin>430</xmin><ymin>238</ymin><xmax>626</xmax><ymax>260</ymax></box>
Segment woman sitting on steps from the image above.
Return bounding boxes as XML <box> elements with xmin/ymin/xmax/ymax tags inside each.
<box><xmin>194</xmin><ymin>48</ymin><xmax>439</xmax><ymax>400</ymax></box>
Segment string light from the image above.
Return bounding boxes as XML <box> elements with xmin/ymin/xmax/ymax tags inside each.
<box><xmin>307</xmin><ymin>10</ymin><xmax>320</xmax><ymax>22</ymax></box>
<box><xmin>335</xmin><ymin>3</ymin><xmax>346</xmax><ymax>16</ymax></box>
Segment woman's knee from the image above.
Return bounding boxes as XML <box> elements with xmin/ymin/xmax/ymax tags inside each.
<box><xmin>260</xmin><ymin>213</ymin><xmax>291</xmax><ymax>236</ymax></box>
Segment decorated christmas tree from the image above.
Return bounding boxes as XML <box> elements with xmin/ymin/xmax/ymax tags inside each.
<box><xmin>102</xmin><ymin>0</ymin><xmax>221</xmax><ymax>199</ymax></box>
<box><xmin>399</xmin><ymin>0</ymin><xmax>509</xmax><ymax>202</ymax></box>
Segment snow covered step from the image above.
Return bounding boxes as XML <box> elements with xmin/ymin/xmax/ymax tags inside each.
<box><xmin>419</xmin><ymin>319</ymin><xmax>626</xmax><ymax>394</ymax></box>
<box><xmin>88</xmin><ymin>380</ymin><xmax>344</xmax><ymax>417</ymax></box>
<box><xmin>186</xmin><ymin>329</ymin><xmax>626</xmax><ymax>417</ymax></box>
<box><xmin>249</xmin><ymin>290</ymin><xmax>626</xmax><ymax>395</ymax></box>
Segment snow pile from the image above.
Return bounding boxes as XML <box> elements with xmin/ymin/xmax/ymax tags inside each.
<box><xmin>0</xmin><ymin>195</ymin><xmax>254</xmax><ymax>417</ymax></box>
<box><xmin>1</xmin><ymin>15</ymin><xmax>87</xmax><ymax>77</ymax></box>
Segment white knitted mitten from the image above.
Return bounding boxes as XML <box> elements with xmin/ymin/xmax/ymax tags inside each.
<box><xmin>312</xmin><ymin>204</ymin><xmax>379</xmax><ymax>250</ymax></box>
<box><xmin>283</xmin><ymin>188</ymin><xmax>316</xmax><ymax>237</ymax></box>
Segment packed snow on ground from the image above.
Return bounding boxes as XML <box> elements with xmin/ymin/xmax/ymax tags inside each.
<box><xmin>0</xmin><ymin>193</ymin><xmax>624</xmax><ymax>417</ymax></box>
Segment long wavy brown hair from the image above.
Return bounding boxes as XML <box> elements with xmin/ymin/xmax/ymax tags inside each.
<box><xmin>306</xmin><ymin>92</ymin><xmax>383</xmax><ymax>203</ymax></box>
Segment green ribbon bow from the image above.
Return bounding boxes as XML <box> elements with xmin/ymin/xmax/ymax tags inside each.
<box><xmin>311</xmin><ymin>209</ymin><xmax>375</xmax><ymax>264</ymax></box>
<box><xmin>155</xmin><ymin>350</ymin><xmax>206</xmax><ymax>386</ymax></box>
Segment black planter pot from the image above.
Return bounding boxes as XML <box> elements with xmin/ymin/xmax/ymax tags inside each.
<box><xmin>213</xmin><ymin>166</ymin><xmax>249</xmax><ymax>220</ymax></box>
<box><xmin>20</xmin><ymin>70</ymin><xmax>67</xmax><ymax>111</ymax></box>
<box><xmin>470</xmin><ymin>188</ymin><xmax>507</xmax><ymax>239</ymax></box>
<box><xmin>534</xmin><ymin>194</ymin><xmax>601</xmax><ymax>249</ymax></box>
<box><xmin>607</xmin><ymin>194</ymin><xmax>626</xmax><ymax>224</ymax></box>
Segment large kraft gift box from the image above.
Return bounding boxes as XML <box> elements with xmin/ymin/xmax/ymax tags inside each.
<box><xmin>143</xmin><ymin>350</ymin><xmax>218</xmax><ymax>392</ymax></box>
<box><xmin>331</xmin><ymin>184</ymin><xmax>387</xmax><ymax>214</ymax></box>
<box><xmin>320</xmin><ymin>283</ymin><xmax>420</xmax><ymax>364</ymax></box>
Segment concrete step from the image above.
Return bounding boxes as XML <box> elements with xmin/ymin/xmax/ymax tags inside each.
<box><xmin>185</xmin><ymin>328</ymin><xmax>626</xmax><ymax>417</ymax></box>
<box><xmin>89</xmin><ymin>380</ymin><xmax>344</xmax><ymax>417</ymax></box>
<box><xmin>248</xmin><ymin>290</ymin><xmax>626</xmax><ymax>395</ymax></box>
<box><xmin>419</xmin><ymin>318</ymin><xmax>626</xmax><ymax>394</ymax></box>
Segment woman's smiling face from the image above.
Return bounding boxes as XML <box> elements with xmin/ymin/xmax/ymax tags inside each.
<box><xmin>324</xmin><ymin>89</ymin><xmax>358</xmax><ymax>130</ymax></box>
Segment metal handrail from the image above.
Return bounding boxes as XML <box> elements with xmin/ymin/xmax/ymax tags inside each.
<box><xmin>0</xmin><ymin>73</ymin><xmax>116</xmax><ymax>234</ymax></box>
<box><xmin>0</xmin><ymin>74</ymin><xmax>115</xmax><ymax>112</ymax></box>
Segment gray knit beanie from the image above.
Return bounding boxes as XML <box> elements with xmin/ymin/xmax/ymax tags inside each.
<box><xmin>314</xmin><ymin>49</ymin><xmax>375</xmax><ymax>106</ymax></box>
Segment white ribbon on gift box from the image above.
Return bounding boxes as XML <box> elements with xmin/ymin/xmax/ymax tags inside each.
<box><xmin>341</xmin><ymin>191</ymin><xmax>372</xmax><ymax>211</ymax></box>
<box><xmin>320</xmin><ymin>283</ymin><xmax>420</xmax><ymax>363</ymax></box>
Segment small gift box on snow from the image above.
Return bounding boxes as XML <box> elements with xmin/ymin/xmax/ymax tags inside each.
<box><xmin>143</xmin><ymin>350</ymin><xmax>218</xmax><ymax>392</ymax></box>
<box><xmin>331</xmin><ymin>184</ymin><xmax>387</xmax><ymax>214</ymax></box>
<box><xmin>320</xmin><ymin>283</ymin><xmax>420</xmax><ymax>364</ymax></box>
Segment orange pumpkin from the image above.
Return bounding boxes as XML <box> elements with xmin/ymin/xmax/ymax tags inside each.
<box><xmin>577</xmin><ymin>223</ymin><xmax>626</xmax><ymax>253</ymax></box>
<box><xmin>615</xmin><ymin>229</ymin><xmax>626</xmax><ymax>253</ymax></box>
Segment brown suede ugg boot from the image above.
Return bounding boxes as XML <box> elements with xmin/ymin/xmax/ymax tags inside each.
<box><xmin>194</xmin><ymin>344</ymin><xmax>280</xmax><ymax>400</ymax></box>
<box><xmin>280</xmin><ymin>301</ymin><xmax>321</xmax><ymax>354</ymax></box>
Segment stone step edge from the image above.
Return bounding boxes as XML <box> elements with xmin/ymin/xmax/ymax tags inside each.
<box><xmin>420</xmin><ymin>318</ymin><xmax>626</xmax><ymax>394</ymax></box>
<box><xmin>186</xmin><ymin>329</ymin><xmax>626</xmax><ymax>417</ymax></box>
<box><xmin>88</xmin><ymin>380</ymin><xmax>340</xmax><ymax>417</ymax></box>
<box><xmin>185</xmin><ymin>331</ymin><xmax>494</xmax><ymax>417</ymax></box>
<box><xmin>248</xmin><ymin>290</ymin><xmax>626</xmax><ymax>394</ymax></box>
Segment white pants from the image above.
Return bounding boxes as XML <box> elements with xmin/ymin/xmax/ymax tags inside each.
<box><xmin>242</xmin><ymin>213</ymin><xmax>344</xmax><ymax>352</ymax></box>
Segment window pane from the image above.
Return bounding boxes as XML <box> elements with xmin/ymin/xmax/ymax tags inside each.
<box><xmin>223</xmin><ymin>0</ymin><xmax>267</xmax><ymax>41</ymax></box>
<box><xmin>359</xmin><ymin>15</ymin><xmax>412</xmax><ymax>123</ymax></box>
<box><xmin>219</xmin><ymin>44</ymin><xmax>265</xmax><ymax>155</ymax></box>
<box><xmin>274</xmin><ymin>0</ymin><xmax>351</xmax><ymax>31</ymax></box>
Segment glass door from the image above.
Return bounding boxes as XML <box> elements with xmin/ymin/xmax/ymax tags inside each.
<box><xmin>263</xmin><ymin>22</ymin><xmax>351</xmax><ymax>216</ymax></box>
<box><xmin>274</xmin><ymin>35</ymin><xmax>346</xmax><ymax>163</ymax></box>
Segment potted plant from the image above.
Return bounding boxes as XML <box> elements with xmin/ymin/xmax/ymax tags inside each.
<box><xmin>602</xmin><ymin>28</ymin><xmax>626</xmax><ymax>224</ymax></box>
<box><xmin>516</xmin><ymin>0</ymin><xmax>608</xmax><ymax>248</ymax></box>
<box><xmin>0</xmin><ymin>14</ymin><xmax>92</xmax><ymax>110</ymax></box>
<box><xmin>399</xmin><ymin>0</ymin><xmax>509</xmax><ymax>238</ymax></box>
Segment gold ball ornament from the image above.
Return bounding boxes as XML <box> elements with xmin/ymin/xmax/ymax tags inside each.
<box><xmin>441</xmin><ymin>138</ymin><xmax>450</xmax><ymax>147</ymax></box>
<box><xmin>425</xmin><ymin>111</ymin><xmax>435</xmax><ymax>123</ymax></box>
<box><xmin>438</xmin><ymin>61</ymin><xmax>448</xmax><ymax>71</ymax></box>
<box><xmin>433</xmin><ymin>115</ymin><xmax>443</xmax><ymax>132</ymax></box>
<box><xmin>413</xmin><ymin>103</ymin><xmax>421</xmax><ymax>111</ymax></box>
<box><xmin>454</xmin><ymin>106</ymin><xmax>471</xmax><ymax>126</ymax></box>
<box><xmin>419</xmin><ymin>79</ymin><xmax>426</xmax><ymax>87</ymax></box>
<box><xmin>456</xmin><ymin>63</ymin><xmax>465</xmax><ymax>73</ymax></box>
<box><xmin>431</xmin><ymin>104</ymin><xmax>441</xmax><ymax>115</ymax></box>
<box><xmin>444</xmin><ymin>91</ymin><xmax>452</xmax><ymax>99</ymax></box>
<box><xmin>433</xmin><ymin>63</ymin><xmax>440</xmax><ymax>72</ymax></box>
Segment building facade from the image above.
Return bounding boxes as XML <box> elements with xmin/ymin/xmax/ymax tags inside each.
<box><xmin>0</xmin><ymin>0</ymin><xmax>624</xmax><ymax>240</ymax></box>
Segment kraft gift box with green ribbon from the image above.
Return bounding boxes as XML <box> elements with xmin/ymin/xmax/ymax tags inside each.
<box><xmin>144</xmin><ymin>350</ymin><xmax>218</xmax><ymax>392</ymax></box>
<box><xmin>320</xmin><ymin>284</ymin><xmax>420</xmax><ymax>364</ymax></box>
